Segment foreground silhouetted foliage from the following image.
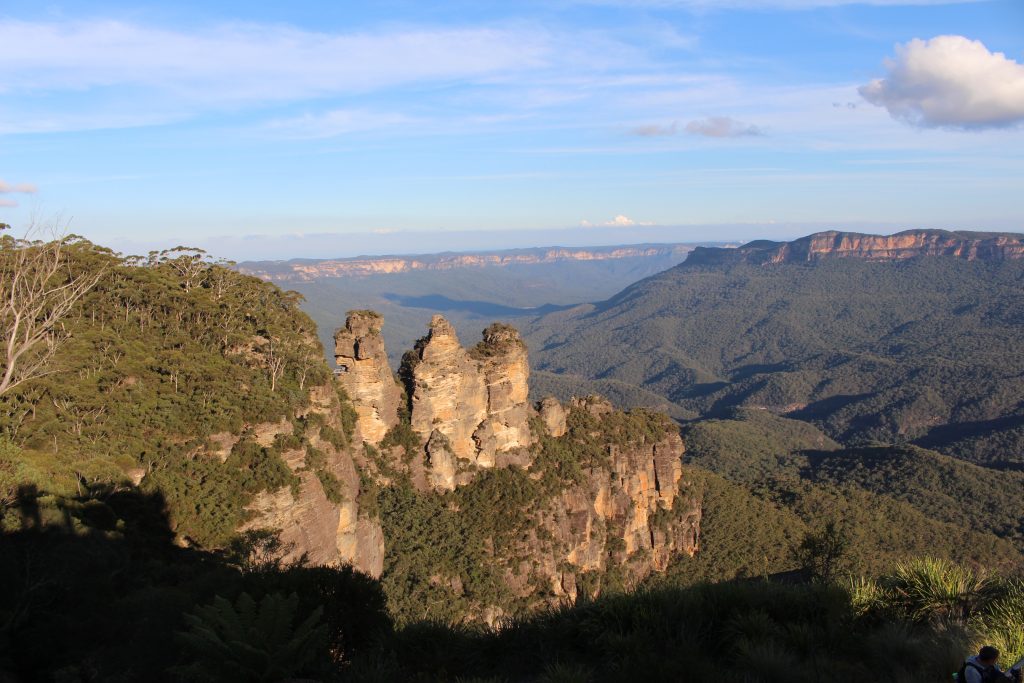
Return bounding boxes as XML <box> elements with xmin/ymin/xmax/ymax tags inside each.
<box><xmin>4</xmin><ymin>484</ymin><xmax>1022</xmax><ymax>683</ymax></box>
<box><xmin>0</xmin><ymin>486</ymin><xmax>387</xmax><ymax>682</ymax></box>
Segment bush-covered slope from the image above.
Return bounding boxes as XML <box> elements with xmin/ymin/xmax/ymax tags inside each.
<box><xmin>0</xmin><ymin>240</ymin><xmax>348</xmax><ymax>546</ymax></box>
<box><xmin>527</xmin><ymin>248</ymin><xmax>1024</xmax><ymax>464</ymax></box>
<box><xmin>680</xmin><ymin>410</ymin><xmax>1024</xmax><ymax>570</ymax></box>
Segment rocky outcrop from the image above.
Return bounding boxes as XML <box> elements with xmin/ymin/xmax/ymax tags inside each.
<box><xmin>239</xmin><ymin>244</ymin><xmax>694</xmax><ymax>282</ymax></box>
<box><xmin>425</xmin><ymin>430</ymin><xmax>458</xmax><ymax>491</ymax></box>
<box><xmin>405</xmin><ymin>315</ymin><xmax>491</xmax><ymax>463</ymax></box>
<box><xmin>312</xmin><ymin>311</ymin><xmax>701</xmax><ymax>602</ymax></box>
<box><xmin>402</xmin><ymin>316</ymin><xmax>534</xmax><ymax>473</ymax></box>
<box><xmin>244</xmin><ymin>383</ymin><xmax>384</xmax><ymax>577</ymax></box>
<box><xmin>493</xmin><ymin>397</ymin><xmax>700</xmax><ymax>605</ymax></box>
<box><xmin>334</xmin><ymin>311</ymin><xmax>402</xmax><ymax>444</ymax></box>
<box><xmin>473</xmin><ymin>324</ymin><xmax>533</xmax><ymax>460</ymax></box>
<box><xmin>538</xmin><ymin>397</ymin><xmax>567</xmax><ymax>438</ymax></box>
<box><xmin>687</xmin><ymin>229</ymin><xmax>1024</xmax><ymax>266</ymax></box>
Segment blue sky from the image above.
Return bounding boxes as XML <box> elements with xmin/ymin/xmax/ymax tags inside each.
<box><xmin>1</xmin><ymin>0</ymin><xmax>1022</xmax><ymax>259</ymax></box>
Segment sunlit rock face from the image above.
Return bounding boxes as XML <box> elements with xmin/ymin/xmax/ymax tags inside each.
<box><xmin>687</xmin><ymin>229</ymin><xmax>1024</xmax><ymax>266</ymax></box>
<box><xmin>333</xmin><ymin>311</ymin><xmax>401</xmax><ymax>445</ymax></box>
<box><xmin>538</xmin><ymin>397</ymin><xmax>568</xmax><ymax>438</ymax></box>
<box><xmin>321</xmin><ymin>311</ymin><xmax>702</xmax><ymax>602</ymax></box>
<box><xmin>495</xmin><ymin>399</ymin><xmax>700</xmax><ymax>607</ymax></box>
<box><xmin>244</xmin><ymin>383</ymin><xmax>384</xmax><ymax>577</ymax></box>
<box><xmin>402</xmin><ymin>316</ymin><xmax>535</xmax><ymax>474</ymax></box>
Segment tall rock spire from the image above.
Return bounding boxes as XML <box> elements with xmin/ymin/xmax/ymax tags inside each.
<box><xmin>333</xmin><ymin>311</ymin><xmax>401</xmax><ymax>444</ymax></box>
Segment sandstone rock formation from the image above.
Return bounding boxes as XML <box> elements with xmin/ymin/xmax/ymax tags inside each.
<box><xmin>425</xmin><ymin>429</ymin><xmax>458</xmax><ymax>491</ymax></box>
<box><xmin>333</xmin><ymin>311</ymin><xmax>401</xmax><ymax>444</ymax></box>
<box><xmin>473</xmin><ymin>323</ymin><xmax>533</xmax><ymax>459</ymax></box>
<box><xmin>404</xmin><ymin>315</ymin><xmax>490</xmax><ymax>463</ymax></box>
<box><xmin>538</xmin><ymin>396</ymin><xmax>567</xmax><ymax>438</ymax></box>
<box><xmin>489</xmin><ymin>399</ymin><xmax>700</xmax><ymax>606</ymax></box>
<box><xmin>244</xmin><ymin>383</ymin><xmax>384</xmax><ymax>577</ymax></box>
<box><xmin>401</xmin><ymin>316</ymin><xmax>534</xmax><ymax>474</ymax></box>
<box><xmin>285</xmin><ymin>310</ymin><xmax>703</xmax><ymax>603</ymax></box>
<box><xmin>687</xmin><ymin>229</ymin><xmax>1024</xmax><ymax>266</ymax></box>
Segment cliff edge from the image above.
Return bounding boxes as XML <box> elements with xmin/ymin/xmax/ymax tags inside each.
<box><xmin>686</xmin><ymin>229</ymin><xmax>1024</xmax><ymax>266</ymax></box>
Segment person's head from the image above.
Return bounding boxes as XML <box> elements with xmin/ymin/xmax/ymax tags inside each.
<box><xmin>979</xmin><ymin>646</ymin><xmax>1000</xmax><ymax>665</ymax></box>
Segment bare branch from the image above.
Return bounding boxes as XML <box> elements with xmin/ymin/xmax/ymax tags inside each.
<box><xmin>0</xmin><ymin>220</ymin><xmax>105</xmax><ymax>397</ymax></box>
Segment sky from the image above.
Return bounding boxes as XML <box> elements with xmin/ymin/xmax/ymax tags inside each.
<box><xmin>1</xmin><ymin>0</ymin><xmax>1022</xmax><ymax>260</ymax></box>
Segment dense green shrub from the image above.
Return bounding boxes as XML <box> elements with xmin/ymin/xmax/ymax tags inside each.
<box><xmin>0</xmin><ymin>239</ymin><xmax>352</xmax><ymax>548</ymax></box>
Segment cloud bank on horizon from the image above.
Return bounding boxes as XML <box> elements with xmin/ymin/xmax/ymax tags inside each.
<box><xmin>0</xmin><ymin>0</ymin><xmax>1020</xmax><ymax>258</ymax></box>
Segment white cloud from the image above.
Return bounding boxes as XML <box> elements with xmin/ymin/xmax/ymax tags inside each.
<box><xmin>0</xmin><ymin>179</ymin><xmax>37</xmax><ymax>193</ymax></box>
<box><xmin>685</xmin><ymin>116</ymin><xmax>763</xmax><ymax>137</ymax></box>
<box><xmin>580</xmin><ymin>214</ymin><xmax>653</xmax><ymax>227</ymax></box>
<box><xmin>859</xmin><ymin>35</ymin><xmax>1024</xmax><ymax>130</ymax></box>
<box><xmin>0</xmin><ymin>199</ymin><xmax>18</xmax><ymax>208</ymax></box>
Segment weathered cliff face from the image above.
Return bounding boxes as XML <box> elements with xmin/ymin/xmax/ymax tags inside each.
<box><xmin>538</xmin><ymin>396</ymin><xmax>567</xmax><ymax>438</ymax></box>
<box><xmin>314</xmin><ymin>311</ymin><xmax>700</xmax><ymax>611</ymax></box>
<box><xmin>333</xmin><ymin>311</ymin><xmax>401</xmax><ymax>444</ymax></box>
<box><xmin>544</xmin><ymin>399</ymin><xmax>698</xmax><ymax>596</ymax></box>
<box><xmin>239</xmin><ymin>244</ymin><xmax>694</xmax><ymax>282</ymax></box>
<box><xmin>687</xmin><ymin>229</ymin><xmax>1024</xmax><ymax>266</ymax></box>
<box><xmin>401</xmin><ymin>316</ymin><xmax>535</xmax><ymax>474</ymax></box>
<box><xmin>481</xmin><ymin>396</ymin><xmax>700</xmax><ymax>609</ymax></box>
<box><xmin>474</xmin><ymin>323</ymin><xmax>533</xmax><ymax>463</ymax></box>
<box><xmin>405</xmin><ymin>315</ymin><xmax>491</xmax><ymax>464</ymax></box>
<box><xmin>243</xmin><ymin>383</ymin><xmax>384</xmax><ymax>577</ymax></box>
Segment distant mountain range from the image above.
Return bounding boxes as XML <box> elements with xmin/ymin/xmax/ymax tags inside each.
<box><xmin>238</xmin><ymin>243</ymin><xmax>698</xmax><ymax>282</ymax></box>
<box><xmin>527</xmin><ymin>229</ymin><xmax>1024</xmax><ymax>465</ymax></box>
<box><xmin>241</xmin><ymin>242</ymin><xmax>704</xmax><ymax>366</ymax></box>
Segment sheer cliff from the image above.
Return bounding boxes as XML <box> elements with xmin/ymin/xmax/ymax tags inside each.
<box><xmin>686</xmin><ymin>229</ymin><xmax>1024</xmax><ymax>266</ymax></box>
<box><xmin>239</xmin><ymin>243</ymin><xmax>694</xmax><ymax>282</ymax></box>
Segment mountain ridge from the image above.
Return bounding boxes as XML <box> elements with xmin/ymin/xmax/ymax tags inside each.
<box><xmin>239</xmin><ymin>243</ymin><xmax>696</xmax><ymax>282</ymax></box>
<box><xmin>526</xmin><ymin>229</ymin><xmax>1024</xmax><ymax>464</ymax></box>
<box><xmin>687</xmin><ymin>229</ymin><xmax>1024</xmax><ymax>266</ymax></box>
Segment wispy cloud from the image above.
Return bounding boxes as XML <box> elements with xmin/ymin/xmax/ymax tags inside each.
<box><xmin>631</xmin><ymin>116</ymin><xmax>764</xmax><ymax>138</ymax></box>
<box><xmin>575</xmin><ymin>0</ymin><xmax>986</xmax><ymax>9</ymax></box>
<box><xmin>262</xmin><ymin>109</ymin><xmax>415</xmax><ymax>139</ymax></box>
<box><xmin>631</xmin><ymin>122</ymin><xmax>679</xmax><ymax>136</ymax></box>
<box><xmin>0</xmin><ymin>19</ymin><xmax>553</xmax><ymax>133</ymax></box>
<box><xmin>685</xmin><ymin>116</ymin><xmax>764</xmax><ymax>137</ymax></box>
<box><xmin>860</xmin><ymin>35</ymin><xmax>1024</xmax><ymax>130</ymax></box>
<box><xmin>0</xmin><ymin>21</ymin><xmax>551</xmax><ymax>99</ymax></box>
<box><xmin>0</xmin><ymin>199</ymin><xmax>18</xmax><ymax>208</ymax></box>
<box><xmin>0</xmin><ymin>179</ymin><xmax>38</xmax><ymax>193</ymax></box>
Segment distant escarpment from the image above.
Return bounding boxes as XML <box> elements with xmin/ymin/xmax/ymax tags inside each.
<box><xmin>527</xmin><ymin>229</ymin><xmax>1024</xmax><ymax>465</ymax></box>
<box><xmin>239</xmin><ymin>243</ymin><xmax>693</xmax><ymax>282</ymax></box>
<box><xmin>687</xmin><ymin>229</ymin><xmax>1024</xmax><ymax>266</ymax></box>
<box><xmin>334</xmin><ymin>312</ymin><xmax>699</xmax><ymax>618</ymax></box>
